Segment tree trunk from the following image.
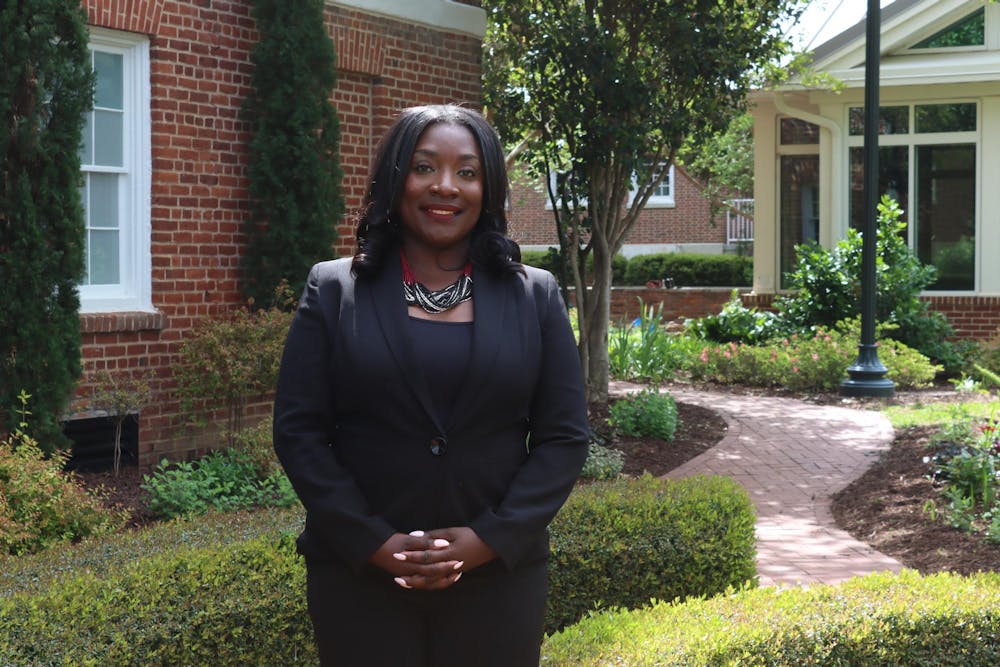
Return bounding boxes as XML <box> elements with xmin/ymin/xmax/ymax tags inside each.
<box><xmin>584</xmin><ymin>245</ymin><xmax>612</xmax><ymax>405</ymax></box>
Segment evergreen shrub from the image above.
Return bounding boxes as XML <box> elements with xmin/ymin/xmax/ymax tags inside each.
<box><xmin>541</xmin><ymin>570</ymin><xmax>1000</xmax><ymax>666</ymax></box>
<box><xmin>241</xmin><ymin>0</ymin><xmax>344</xmax><ymax>306</ymax></box>
<box><xmin>609</xmin><ymin>389</ymin><xmax>678</xmax><ymax>441</ymax></box>
<box><xmin>0</xmin><ymin>0</ymin><xmax>94</xmax><ymax>450</ymax></box>
<box><xmin>546</xmin><ymin>474</ymin><xmax>756</xmax><ymax>634</ymax></box>
<box><xmin>624</xmin><ymin>253</ymin><xmax>752</xmax><ymax>287</ymax></box>
<box><xmin>520</xmin><ymin>247</ymin><xmax>628</xmax><ymax>285</ymax></box>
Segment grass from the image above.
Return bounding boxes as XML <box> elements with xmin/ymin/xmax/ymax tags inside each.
<box><xmin>882</xmin><ymin>397</ymin><xmax>999</xmax><ymax>429</ymax></box>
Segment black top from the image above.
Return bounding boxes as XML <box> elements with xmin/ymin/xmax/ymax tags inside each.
<box><xmin>408</xmin><ymin>317</ymin><xmax>473</xmax><ymax>427</ymax></box>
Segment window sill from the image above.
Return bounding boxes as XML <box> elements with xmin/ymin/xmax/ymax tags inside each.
<box><xmin>80</xmin><ymin>310</ymin><xmax>167</xmax><ymax>334</ymax></box>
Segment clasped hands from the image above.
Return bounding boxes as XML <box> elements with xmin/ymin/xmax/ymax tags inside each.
<box><xmin>368</xmin><ymin>526</ymin><xmax>496</xmax><ymax>590</ymax></box>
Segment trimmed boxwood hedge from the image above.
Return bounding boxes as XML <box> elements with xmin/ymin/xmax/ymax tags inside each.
<box><xmin>624</xmin><ymin>252</ymin><xmax>752</xmax><ymax>287</ymax></box>
<box><xmin>0</xmin><ymin>476</ymin><xmax>752</xmax><ymax>663</ymax></box>
<box><xmin>546</xmin><ymin>474</ymin><xmax>756</xmax><ymax>633</ymax></box>
<box><xmin>541</xmin><ymin>569</ymin><xmax>1000</xmax><ymax>666</ymax></box>
<box><xmin>521</xmin><ymin>247</ymin><xmax>630</xmax><ymax>285</ymax></box>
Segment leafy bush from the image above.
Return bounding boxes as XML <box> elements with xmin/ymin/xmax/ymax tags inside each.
<box><xmin>547</xmin><ymin>474</ymin><xmax>756</xmax><ymax>634</ymax></box>
<box><xmin>579</xmin><ymin>442</ymin><xmax>624</xmax><ymax>480</ymax></box>
<box><xmin>521</xmin><ymin>247</ymin><xmax>628</xmax><ymax>285</ymax></box>
<box><xmin>141</xmin><ymin>450</ymin><xmax>298</xmax><ymax>520</ymax></box>
<box><xmin>624</xmin><ymin>253</ymin><xmax>751</xmax><ymax>287</ymax></box>
<box><xmin>609</xmin><ymin>389</ymin><xmax>678</xmax><ymax>441</ymax></box>
<box><xmin>0</xmin><ymin>393</ymin><xmax>126</xmax><ymax>555</ymax></box>
<box><xmin>0</xmin><ymin>533</ymin><xmax>316</xmax><ymax>666</ymax></box>
<box><xmin>173</xmin><ymin>298</ymin><xmax>293</xmax><ymax>445</ymax></box>
<box><xmin>689</xmin><ymin>320</ymin><xmax>940</xmax><ymax>392</ymax></box>
<box><xmin>541</xmin><ymin>569</ymin><xmax>1000</xmax><ymax>665</ymax></box>
<box><xmin>231</xmin><ymin>415</ymin><xmax>281</xmax><ymax>478</ymax></box>
<box><xmin>774</xmin><ymin>196</ymin><xmax>968</xmax><ymax>372</ymax></box>
<box><xmin>685</xmin><ymin>289</ymin><xmax>784</xmax><ymax>345</ymax></box>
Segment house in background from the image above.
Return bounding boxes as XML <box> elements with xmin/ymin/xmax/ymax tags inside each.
<box><xmin>73</xmin><ymin>0</ymin><xmax>485</xmax><ymax>468</ymax></box>
<box><xmin>751</xmin><ymin>0</ymin><xmax>1000</xmax><ymax>339</ymax></box>
<box><xmin>508</xmin><ymin>165</ymin><xmax>754</xmax><ymax>260</ymax></box>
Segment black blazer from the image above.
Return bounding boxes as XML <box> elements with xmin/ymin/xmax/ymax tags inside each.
<box><xmin>273</xmin><ymin>256</ymin><xmax>589</xmax><ymax>573</ymax></box>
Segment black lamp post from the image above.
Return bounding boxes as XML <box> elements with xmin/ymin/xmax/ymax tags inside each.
<box><xmin>840</xmin><ymin>0</ymin><xmax>894</xmax><ymax>398</ymax></box>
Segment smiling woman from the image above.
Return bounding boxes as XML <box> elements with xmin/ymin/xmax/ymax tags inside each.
<box><xmin>272</xmin><ymin>105</ymin><xmax>590</xmax><ymax>666</ymax></box>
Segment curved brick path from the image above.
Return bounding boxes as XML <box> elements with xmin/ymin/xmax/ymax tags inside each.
<box><xmin>611</xmin><ymin>382</ymin><xmax>904</xmax><ymax>587</ymax></box>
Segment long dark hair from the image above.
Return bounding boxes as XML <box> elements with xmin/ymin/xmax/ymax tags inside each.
<box><xmin>351</xmin><ymin>105</ymin><xmax>522</xmax><ymax>279</ymax></box>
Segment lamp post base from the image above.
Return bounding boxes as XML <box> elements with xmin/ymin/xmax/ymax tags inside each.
<box><xmin>840</xmin><ymin>344</ymin><xmax>895</xmax><ymax>397</ymax></box>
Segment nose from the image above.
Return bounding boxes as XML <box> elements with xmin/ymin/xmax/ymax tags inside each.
<box><xmin>430</xmin><ymin>173</ymin><xmax>458</xmax><ymax>196</ymax></box>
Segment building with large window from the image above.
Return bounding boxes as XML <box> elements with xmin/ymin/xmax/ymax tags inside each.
<box><xmin>751</xmin><ymin>0</ymin><xmax>1000</xmax><ymax>338</ymax></box>
<box><xmin>73</xmin><ymin>0</ymin><xmax>485</xmax><ymax>466</ymax></box>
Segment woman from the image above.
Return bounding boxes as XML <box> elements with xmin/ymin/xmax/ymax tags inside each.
<box><xmin>273</xmin><ymin>104</ymin><xmax>589</xmax><ymax>666</ymax></box>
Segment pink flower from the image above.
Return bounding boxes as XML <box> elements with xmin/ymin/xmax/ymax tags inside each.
<box><xmin>811</xmin><ymin>353</ymin><xmax>819</xmax><ymax>361</ymax></box>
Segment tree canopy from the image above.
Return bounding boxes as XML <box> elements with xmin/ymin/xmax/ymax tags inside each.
<box><xmin>484</xmin><ymin>0</ymin><xmax>806</xmax><ymax>401</ymax></box>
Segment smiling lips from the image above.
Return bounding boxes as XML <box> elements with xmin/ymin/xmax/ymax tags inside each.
<box><xmin>424</xmin><ymin>206</ymin><xmax>461</xmax><ymax>219</ymax></box>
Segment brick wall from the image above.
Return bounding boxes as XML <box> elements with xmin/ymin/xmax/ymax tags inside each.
<box><xmin>77</xmin><ymin>0</ymin><xmax>483</xmax><ymax>467</ymax></box>
<box><xmin>509</xmin><ymin>166</ymin><xmax>726</xmax><ymax>249</ymax></box>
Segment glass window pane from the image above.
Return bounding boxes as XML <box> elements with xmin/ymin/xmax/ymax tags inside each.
<box><xmin>89</xmin><ymin>173</ymin><xmax>119</xmax><ymax>229</ymax></box>
<box><xmin>779</xmin><ymin>155</ymin><xmax>819</xmax><ymax>287</ymax></box>
<box><xmin>912</xmin><ymin>8</ymin><xmax>984</xmax><ymax>49</ymax></box>
<box><xmin>79</xmin><ymin>113</ymin><xmax>94</xmax><ymax>164</ymax></box>
<box><xmin>94</xmin><ymin>51</ymin><xmax>124</xmax><ymax>110</ymax></box>
<box><xmin>780</xmin><ymin>118</ymin><xmax>819</xmax><ymax>145</ymax></box>
<box><xmin>915</xmin><ymin>144</ymin><xmax>975</xmax><ymax>290</ymax></box>
<box><xmin>915</xmin><ymin>103</ymin><xmax>976</xmax><ymax>133</ymax></box>
<box><xmin>94</xmin><ymin>110</ymin><xmax>124</xmax><ymax>166</ymax></box>
<box><xmin>849</xmin><ymin>106</ymin><xmax>909</xmax><ymax>136</ymax></box>
<box><xmin>88</xmin><ymin>229</ymin><xmax>120</xmax><ymax>285</ymax></box>
<box><xmin>849</xmin><ymin>146</ymin><xmax>909</xmax><ymax>231</ymax></box>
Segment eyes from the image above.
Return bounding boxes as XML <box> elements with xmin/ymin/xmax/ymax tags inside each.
<box><xmin>410</xmin><ymin>161</ymin><xmax>480</xmax><ymax>180</ymax></box>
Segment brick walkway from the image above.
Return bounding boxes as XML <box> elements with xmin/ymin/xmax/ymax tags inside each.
<box><xmin>611</xmin><ymin>382</ymin><xmax>905</xmax><ymax>588</ymax></box>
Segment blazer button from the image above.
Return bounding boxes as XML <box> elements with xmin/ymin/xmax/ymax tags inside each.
<box><xmin>430</xmin><ymin>436</ymin><xmax>447</xmax><ymax>456</ymax></box>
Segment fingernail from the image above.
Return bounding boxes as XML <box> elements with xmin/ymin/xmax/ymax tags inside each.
<box><xmin>409</xmin><ymin>530</ymin><xmax>425</xmax><ymax>537</ymax></box>
<box><xmin>392</xmin><ymin>552</ymin><xmax>406</xmax><ymax>561</ymax></box>
<box><xmin>452</xmin><ymin>572</ymin><xmax>462</xmax><ymax>582</ymax></box>
<box><xmin>453</xmin><ymin>561</ymin><xmax>464</xmax><ymax>570</ymax></box>
<box><xmin>394</xmin><ymin>577</ymin><xmax>412</xmax><ymax>589</ymax></box>
<box><xmin>432</xmin><ymin>539</ymin><xmax>450</xmax><ymax>548</ymax></box>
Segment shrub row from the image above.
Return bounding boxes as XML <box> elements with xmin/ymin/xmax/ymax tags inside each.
<box><xmin>520</xmin><ymin>249</ymin><xmax>751</xmax><ymax>287</ymax></box>
<box><xmin>546</xmin><ymin>474</ymin><xmax>756</xmax><ymax>633</ymax></box>
<box><xmin>541</xmin><ymin>569</ymin><xmax>1000</xmax><ymax>665</ymax></box>
<box><xmin>0</xmin><ymin>475</ymin><xmax>754</xmax><ymax>661</ymax></box>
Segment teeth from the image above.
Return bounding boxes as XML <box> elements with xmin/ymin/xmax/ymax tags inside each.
<box><xmin>428</xmin><ymin>208</ymin><xmax>456</xmax><ymax>215</ymax></box>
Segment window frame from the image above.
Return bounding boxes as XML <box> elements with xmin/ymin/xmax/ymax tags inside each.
<box><xmin>844</xmin><ymin>101</ymin><xmax>980</xmax><ymax>293</ymax></box>
<box><xmin>79</xmin><ymin>28</ymin><xmax>152</xmax><ymax>314</ymax></box>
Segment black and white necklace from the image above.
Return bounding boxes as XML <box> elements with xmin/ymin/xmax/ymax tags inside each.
<box><xmin>400</xmin><ymin>250</ymin><xmax>473</xmax><ymax>314</ymax></box>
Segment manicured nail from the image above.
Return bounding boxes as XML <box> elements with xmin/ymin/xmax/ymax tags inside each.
<box><xmin>394</xmin><ymin>577</ymin><xmax>412</xmax><ymax>589</ymax></box>
<box><xmin>409</xmin><ymin>530</ymin><xmax>425</xmax><ymax>537</ymax></box>
<box><xmin>432</xmin><ymin>538</ymin><xmax>450</xmax><ymax>548</ymax></box>
<box><xmin>452</xmin><ymin>572</ymin><xmax>462</xmax><ymax>582</ymax></box>
<box><xmin>392</xmin><ymin>552</ymin><xmax>407</xmax><ymax>561</ymax></box>
<box><xmin>453</xmin><ymin>561</ymin><xmax>464</xmax><ymax>570</ymax></box>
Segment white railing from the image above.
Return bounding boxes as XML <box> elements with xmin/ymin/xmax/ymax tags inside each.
<box><xmin>726</xmin><ymin>198</ymin><xmax>754</xmax><ymax>243</ymax></box>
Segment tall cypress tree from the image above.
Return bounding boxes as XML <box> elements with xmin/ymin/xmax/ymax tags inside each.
<box><xmin>241</xmin><ymin>0</ymin><xmax>344</xmax><ymax>306</ymax></box>
<box><xmin>0</xmin><ymin>1</ymin><xmax>93</xmax><ymax>451</ymax></box>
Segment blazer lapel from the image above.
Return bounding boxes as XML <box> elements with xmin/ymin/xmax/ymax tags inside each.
<box><xmin>448</xmin><ymin>267</ymin><xmax>508</xmax><ymax>430</ymax></box>
<box><xmin>369</xmin><ymin>257</ymin><xmax>445</xmax><ymax>433</ymax></box>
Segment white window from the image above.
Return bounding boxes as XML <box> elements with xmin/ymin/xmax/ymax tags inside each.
<box><xmin>546</xmin><ymin>162</ymin><xmax>675</xmax><ymax>209</ymax></box>
<box><xmin>79</xmin><ymin>28</ymin><xmax>151</xmax><ymax>313</ymax></box>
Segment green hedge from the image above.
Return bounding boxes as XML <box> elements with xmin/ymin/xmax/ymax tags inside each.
<box><xmin>624</xmin><ymin>252</ymin><xmax>752</xmax><ymax>287</ymax></box>
<box><xmin>0</xmin><ymin>533</ymin><xmax>315</xmax><ymax>666</ymax></box>
<box><xmin>546</xmin><ymin>474</ymin><xmax>756</xmax><ymax>634</ymax></box>
<box><xmin>521</xmin><ymin>247</ymin><xmax>629</xmax><ymax>285</ymax></box>
<box><xmin>541</xmin><ymin>569</ymin><xmax>1000</xmax><ymax>665</ymax></box>
<box><xmin>0</xmin><ymin>477</ymin><xmax>751</xmax><ymax>662</ymax></box>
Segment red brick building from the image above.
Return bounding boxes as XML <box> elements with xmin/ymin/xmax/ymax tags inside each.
<box><xmin>509</xmin><ymin>166</ymin><xmax>750</xmax><ymax>258</ymax></box>
<box><xmin>73</xmin><ymin>0</ymin><xmax>485</xmax><ymax>467</ymax></box>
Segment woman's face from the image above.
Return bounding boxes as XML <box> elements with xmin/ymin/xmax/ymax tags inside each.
<box><xmin>399</xmin><ymin>122</ymin><xmax>483</xmax><ymax>256</ymax></box>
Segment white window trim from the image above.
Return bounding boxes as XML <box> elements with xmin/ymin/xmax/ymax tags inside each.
<box><xmin>544</xmin><ymin>163</ymin><xmax>675</xmax><ymax>210</ymax></box>
<box><xmin>80</xmin><ymin>28</ymin><xmax>152</xmax><ymax>314</ymax></box>
<box><xmin>844</xmin><ymin>100</ymin><xmax>980</xmax><ymax>295</ymax></box>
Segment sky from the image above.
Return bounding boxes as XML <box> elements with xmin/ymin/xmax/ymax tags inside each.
<box><xmin>788</xmin><ymin>0</ymin><xmax>899</xmax><ymax>51</ymax></box>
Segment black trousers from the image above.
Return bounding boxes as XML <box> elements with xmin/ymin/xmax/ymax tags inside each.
<box><xmin>305</xmin><ymin>558</ymin><xmax>548</xmax><ymax>667</ymax></box>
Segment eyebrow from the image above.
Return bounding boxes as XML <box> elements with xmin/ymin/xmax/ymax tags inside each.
<box><xmin>413</xmin><ymin>148</ymin><xmax>481</xmax><ymax>162</ymax></box>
